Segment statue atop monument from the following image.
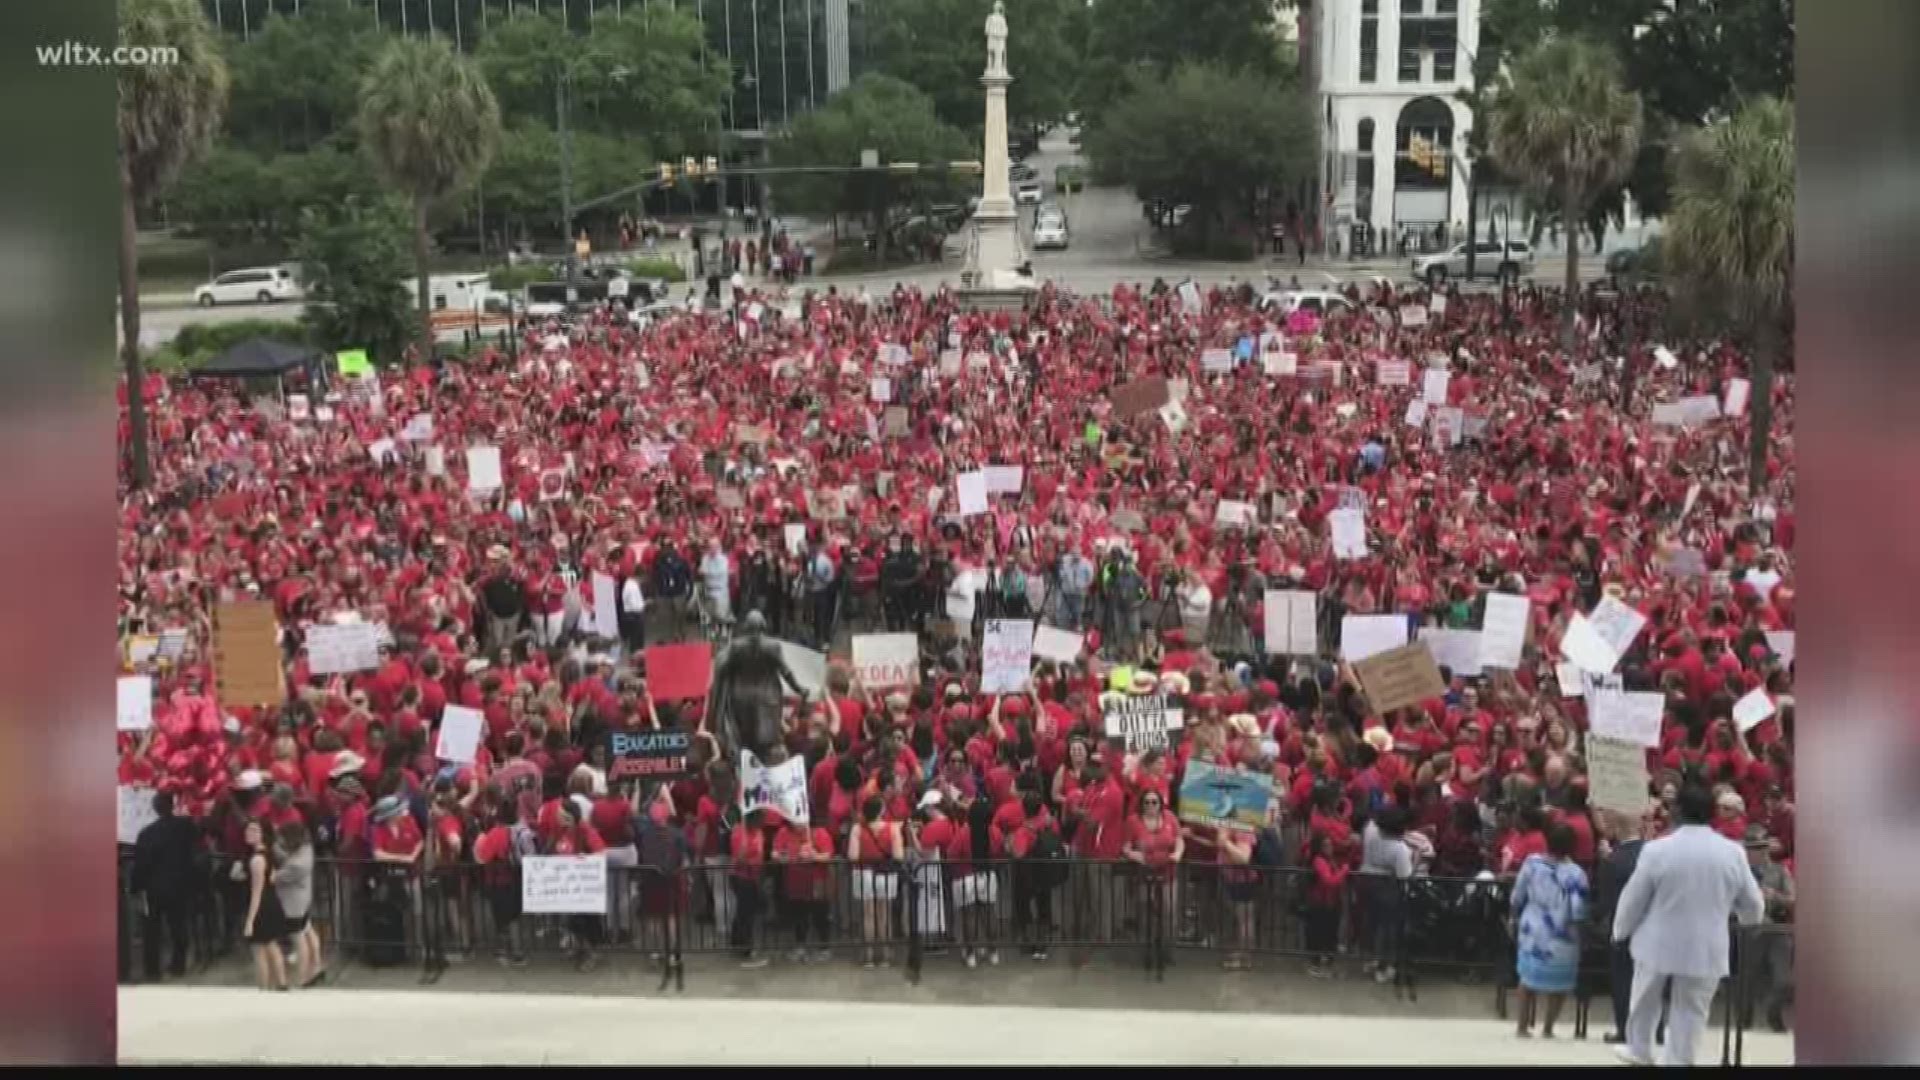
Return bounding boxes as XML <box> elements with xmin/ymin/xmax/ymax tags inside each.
<box><xmin>986</xmin><ymin>0</ymin><xmax>1008</xmax><ymax>76</ymax></box>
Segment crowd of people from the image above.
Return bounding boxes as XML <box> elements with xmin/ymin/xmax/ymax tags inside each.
<box><xmin>118</xmin><ymin>270</ymin><xmax>1795</xmax><ymax>1036</ymax></box>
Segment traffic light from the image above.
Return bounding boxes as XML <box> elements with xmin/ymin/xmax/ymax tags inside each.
<box><xmin>658</xmin><ymin>162</ymin><xmax>675</xmax><ymax>185</ymax></box>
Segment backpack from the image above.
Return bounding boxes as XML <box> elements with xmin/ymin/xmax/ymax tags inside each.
<box><xmin>1253</xmin><ymin>825</ymin><xmax>1289</xmax><ymax>870</ymax></box>
<box><xmin>1022</xmin><ymin>822</ymin><xmax>1070</xmax><ymax>891</ymax></box>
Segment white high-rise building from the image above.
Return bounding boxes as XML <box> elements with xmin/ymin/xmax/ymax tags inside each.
<box><xmin>1303</xmin><ymin>0</ymin><xmax>1485</xmax><ymax>249</ymax></box>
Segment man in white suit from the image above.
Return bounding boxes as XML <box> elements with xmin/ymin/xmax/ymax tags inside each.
<box><xmin>1612</xmin><ymin>784</ymin><xmax>1766</xmax><ymax>1065</ymax></box>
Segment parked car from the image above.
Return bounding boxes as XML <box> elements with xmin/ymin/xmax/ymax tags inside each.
<box><xmin>1605</xmin><ymin>237</ymin><xmax>1663</xmax><ymax>283</ymax></box>
<box><xmin>1054</xmin><ymin>164</ymin><xmax>1086</xmax><ymax>194</ymax></box>
<box><xmin>1009</xmin><ymin>161</ymin><xmax>1039</xmax><ymax>184</ymax></box>
<box><xmin>194</xmin><ymin>265</ymin><xmax>301</xmax><ymax>306</ymax></box>
<box><xmin>1258</xmin><ymin>289</ymin><xmax>1355</xmax><ymax>316</ymax></box>
<box><xmin>1014</xmin><ymin>178</ymin><xmax>1044</xmax><ymax>205</ymax></box>
<box><xmin>1033</xmin><ymin>211</ymin><xmax>1069</xmax><ymax>250</ymax></box>
<box><xmin>1410</xmin><ymin>240</ymin><xmax>1533</xmax><ymax>286</ymax></box>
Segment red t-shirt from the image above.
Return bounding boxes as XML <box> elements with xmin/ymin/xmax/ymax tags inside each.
<box><xmin>373</xmin><ymin>814</ymin><xmax>424</xmax><ymax>858</ymax></box>
<box><xmin>1128</xmin><ymin>813</ymin><xmax>1181</xmax><ymax>874</ymax></box>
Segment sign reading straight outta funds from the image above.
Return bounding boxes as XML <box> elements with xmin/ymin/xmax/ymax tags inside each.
<box><xmin>1103</xmin><ymin>694</ymin><xmax>1185</xmax><ymax>752</ymax></box>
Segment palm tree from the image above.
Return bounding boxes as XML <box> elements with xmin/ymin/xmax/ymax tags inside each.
<box><xmin>355</xmin><ymin>35</ymin><xmax>502</xmax><ymax>360</ymax></box>
<box><xmin>1663</xmin><ymin>97</ymin><xmax>1794</xmax><ymax>498</ymax></box>
<box><xmin>117</xmin><ymin>0</ymin><xmax>229</xmax><ymax>489</ymax></box>
<box><xmin>1485</xmin><ymin>35</ymin><xmax>1643</xmax><ymax>350</ymax></box>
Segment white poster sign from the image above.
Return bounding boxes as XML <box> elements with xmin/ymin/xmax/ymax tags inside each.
<box><xmin>1651</xmin><ymin>394</ymin><xmax>1723</xmax><ymax>427</ymax></box>
<box><xmin>1586</xmin><ymin>735</ymin><xmax>1650</xmax><ymax>817</ymax></box>
<box><xmin>522</xmin><ymin>855</ymin><xmax>608</xmax><ymax>914</ymax></box>
<box><xmin>305</xmin><ymin>623</ymin><xmax>383</xmax><ymax>675</ymax></box>
<box><xmin>1764</xmin><ymin>631</ymin><xmax>1796</xmax><ymax>668</ymax></box>
<box><xmin>1377</xmin><ymin>360</ymin><xmax>1411</xmax><ymax>387</ymax></box>
<box><xmin>740</xmin><ymin>751</ymin><xmax>811</xmax><ymax>824</ymax></box>
<box><xmin>1733</xmin><ymin>688</ymin><xmax>1777</xmax><ymax>733</ymax></box>
<box><xmin>870</xmin><ymin>377</ymin><xmax>892</xmax><ymax>403</ymax></box>
<box><xmin>1103</xmin><ymin>694</ymin><xmax>1185</xmax><ymax>751</ymax></box>
<box><xmin>1555</xmin><ymin>661</ymin><xmax>1587</xmax><ymax>698</ymax></box>
<box><xmin>981</xmin><ymin>619</ymin><xmax>1035</xmax><ymax>694</ymax></box>
<box><xmin>851</xmin><ymin>633</ymin><xmax>919</xmax><ymax>688</ymax></box>
<box><xmin>784</xmin><ymin>523</ymin><xmax>809</xmax><ymax>557</ymax></box>
<box><xmin>1723</xmin><ymin>377</ymin><xmax>1751</xmax><ymax>418</ymax></box>
<box><xmin>1201</xmin><ymin>348</ymin><xmax>1234</xmax><ymax>373</ymax></box>
<box><xmin>1589</xmin><ymin>596</ymin><xmax>1650</xmax><ymax>660</ymax></box>
<box><xmin>1478</xmin><ymin>593</ymin><xmax>1531</xmax><ymax>669</ymax></box>
<box><xmin>1405</xmin><ymin>398</ymin><xmax>1429</xmax><ymax>427</ymax></box>
<box><xmin>956</xmin><ymin>471</ymin><xmax>990</xmax><ymax>516</ymax></box>
<box><xmin>1214</xmin><ymin>500</ymin><xmax>1256</xmax><ymax>528</ymax></box>
<box><xmin>1329</xmin><ymin>507</ymin><xmax>1369</xmax><ymax>560</ymax></box>
<box><xmin>776</xmin><ymin>640</ymin><xmax>828</xmax><ymax>696</ymax></box>
<box><xmin>401</xmin><ymin>413</ymin><xmax>435</xmax><ymax>442</ymax></box>
<box><xmin>1032</xmin><ymin>625</ymin><xmax>1085</xmax><ymax>664</ymax></box>
<box><xmin>1418</xmin><ymin>628</ymin><xmax>1484</xmax><ymax>677</ymax></box>
<box><xmin>1559</xmin><ymin>614</ymin><xmax>1620</xmax><ymax>675</ymax></box>
<box><xmin>424</xmin><ymin>446</ymin><xmax>447</xmax><ymax>477</ymax></box>
<box><xmin>1340</xmin><ymin>614</ymin><xmax>1409</xmax><ymax>662</ymax></box>
<box><xmin>592</xmin><ymin>572</ymin><xmax>621</xmax><ymax>641</ymax></box>
<box><xmin>1400</xmin><ymin>304</ymin><xmax>1429</xmax><ymax>328</ymax></box>
<box><xmin>435</xmin><ymin>705</ymin><xmax>485</xmax><ymax>765</ymax></box>
<box><xmin>1422</xmin><ymin>368</ymin><xmax>1451</xmax><ymax>405</ymax></box>
<box><xmin>1263</xmin><ymin>590</ymin><xmax>1318</xmax><ymax>656</ymax></box>
<box><xmin>118</xmin><ymin>786</ymin><xmax>159</xmax><ymax>844</ymax></box>
<box><xmin>985</xmin><ymin>465</ymin><xmax>1024</xmax><ymax>495</ymax></box>
<box><xmin>117</xmin><ymin>676</ymin><xmax>153</xmax><ymax>732</ymax></box>
<box><xmin>1590</xmin><ymin>690</ymin><xmax>1666</xmax><ymax>749</ymax></box>
<box><xmin>466</xmin><ymin>446</ymin><xmax>503</xmax><ymax>494</ymax></box>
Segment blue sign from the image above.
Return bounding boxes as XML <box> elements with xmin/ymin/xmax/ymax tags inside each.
<box><xmin>1176</xmin><ymin>759</ymin><xmax>1274</xmax><ymax>833</ymax></box>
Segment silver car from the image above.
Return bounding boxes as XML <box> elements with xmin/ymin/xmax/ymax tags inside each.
<box><xmin>1411</xmin><ymin>240</ymin><xmax>1533</xmax><ymax>286</ymax></box>
<box><xmin>1033</xmin><ymin>212</ymin><xmax>1069</xmax><ymax>250</ymax></box>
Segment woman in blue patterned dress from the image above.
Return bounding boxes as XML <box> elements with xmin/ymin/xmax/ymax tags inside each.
<box><xmin>1510</xmin><ymin>822</ymin><xmax>1589</xmax><ymax>1038</ymax></box>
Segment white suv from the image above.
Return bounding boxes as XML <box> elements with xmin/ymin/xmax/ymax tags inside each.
<box><xmin>195</xmin><ymin>266</ymin><xmax>301</xmax><ymax>306</ymax></box>
<box><xmin>1411</xmin><ymin>241</ymin><xmax>1532</xmax><ymax>286</ymax></box>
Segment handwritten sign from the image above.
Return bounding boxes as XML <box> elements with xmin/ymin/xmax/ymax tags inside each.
<box><xmin>1400</xmin><ymin>304</ymin><xmax>1429</xmax><ymax>328</ymax></box>
<box><xmin>1560</xmin><ymin>614</ymin><xmax>1620</xmax><ymax>675</ymax></box>
<box><xmin>117</xmin><ymin>676</ymin><xmax>153</xmax><ymax>732</ymax></box>
<box><xmin>1263</xmin><ymin>590</ymin><xmax>1318</xmax><ymax>656</ymax></box>
<box><xmin>606</xmin><ymin>729</ymin><xmax>693</xmax><ymax>782</ymax></box>
<box><xmin>1329</xmin><ymin>507</ymin><xmax>1368</xmax><ymax>560</ymax></box>
<box><xmin>522</xmin><ymin>855</ymin><xmax>608</xmax><ymax>914</ymax></box>
<box><xmin>1478</xmin><ymin>593</ymin><xmax>1531</xmax><ymax>670</ymax></box>
<box><xmin>1201</xmin><ymin>348</ymin><xmax>1233</xmax><ymax>373</ymax></box>
<box><xmin>1215</xmin><ymin>499</ymin><xmax>1256</xmax><ymax>528</ymax></box>
<box><xmin>435</xmin><ymin>705</ymin><xmax>485</xmax><ymax>765</ymax></box>
<box><xmin>1733</xmin><ymin>688</ymin><xmax>1777</xmax><ymax>733</ymax></box>
<box><xmin>985</xmin><ymin>465</ymin><xmax>1024</xmax><ymax>496</ymax></box>
<box><xmin>981</xmin><ymin>619</ymin><xmax>1035</xmax><ymax>693</ymax></box>
<box><xmin>1377</xmin><ymin>360</ymin><xmax>1411</xmax><ymax>387</ymax></box>
<box><xmin>400</xmin><ymin>413</ymin><xmax>434</xmax><ymax>442</ymax></box>
<box><xmin>118</xmin><ymin>786</ymin><xmax>159</xmax><ymax>845</ymax></box>
<box><xmin>1422</xmin><ymin>368</ymin><xmax>1451</xmax><ymax>405</ymax></box>
<box><xmin>305</xmin><ymin>622</ymin><xmax>383</xmax><ymax>675</ymax></box>
<box><xmin>1764</xmin><ymin>631</ymin><xmax>1796</xmax><ymax>668</ymax></box>
<box><xmin>1590</xmin><ymin>690</ymin><xmax>1665</xmax><ymax>749</ymax></box>
<box><xmin>870</xmin><ymin>377</ymin><xmax>893</xmax><ymax>403</ymax></box>
<box><xmin>213</xmin><ymin>600</ymin><xmax>282</xmax><ymax>709</ymax></box>
<box><xmin>1352</xmin><ymin>640</ymin><xmax>1447</xmax><ymax>714</ymax></box>
<box><xmin>884</xmin><ymin>406</ymin><xmax>909</xmax><ymax>437</ymax></box>
<box><xmin>466</xmin><ymin>446</ymin><xmax>503</xmax><ymax>494</ymax></box>
<box><xmin>852</xmin><ymin>633</ymin><xmax>919</xmax><ymax>688</ymax></box>
<box><xmin>740</xmin><ymin>751</ymin><xmax>810</xmax><ymax>824</ymax></box>
<box><xmin>1031</xmin><ymin>625</ymin><xmax>1085</xmax><ymax>664</ymax></box>
<box><xmin>1651</xmin><ymin>395</ymin><xmax>1722</xmax><ymax>427</ymax></box>
<box><xmin>1589</xmin><ymin>596</ymin><xmax>1649</xmax><ymax>660</ymax></box>
<box><xmin>1418</xmin><ymin>627</ymin><xmax>1484</xmax><ymax>678</ymax></box>
<box><xmin>1723</xmin><ymin>377</ymin><xmax>1751</xmax><ymax>418</ymax></box>
<box><xmin>1340</xmin><ymin>614</ymin><xmax>1408</xmax><ymax>662</ymax></box>
<box><xmin>1586</xmin><ymin>736</ymin><xmax>1650</xmax><ymax>817</ymax></box>
<box><xmin>956</xmin><ymin>471</ymin><xmax>989</xmax><ymax>517</ymax></box>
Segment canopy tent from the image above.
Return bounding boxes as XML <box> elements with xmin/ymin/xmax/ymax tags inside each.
<box><xmin>190</xmin><ymin>338</ymin><xmax>325</xmax><ymax>381</ymax></box>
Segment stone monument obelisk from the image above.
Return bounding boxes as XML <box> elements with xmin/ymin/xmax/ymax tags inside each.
<box><xmin>962</xmin><ymin>0</ymin><xmax>1031</xmax><ymax>298</ymax></box>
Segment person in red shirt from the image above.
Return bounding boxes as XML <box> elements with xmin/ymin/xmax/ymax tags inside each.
<box><xmin>771</xmin><ymin>811</ymin><xmax>836</xmax><ymax>961</ymax></box>
<box><xmin>847</xmin><ymin>796</ymin><xmax>904</xmax><ymax>968</ymax></box>
<box><xmin>729</xmin><ymin>806</ymin><xmax>775</xmax><ymax>967</ymax></box>
<box><xmin>548</xmin><ymin>796</ymin><xmax>608</xmax><ymax>971</ymax></box>
<box><xmin>1123</xmin><ymin>789</ymin><xmax>1183</xmax><ymax>968</ymax></box>
<box><xmin>1303</xmin><ymin>831</ymin><xmax>1349</xmax><ymax>977</ymax></box>
<box><xmin>948</xmin><ymin>797</ymin><xmax>1005</xmax><ymax>968</ymax></box>
<box><xmin>1005</xmin><ymin>790</ymin><xmax>1062</xmax><ymax>961</ymax></box>
<box><xmin>1497</xmin><ymin>805</ymin><xmax>1548</xmax><ymax>878</ymax></box>
<box><xmin>371</xmin><ymin>796</ymin><xmax>424</xmax><ymax>866</ymax></box>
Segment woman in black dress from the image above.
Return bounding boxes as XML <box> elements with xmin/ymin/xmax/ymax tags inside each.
<box><xmin>242</xmin><ymin>819</ymin><xmax>291</xmax><ymax>991</ymax></box>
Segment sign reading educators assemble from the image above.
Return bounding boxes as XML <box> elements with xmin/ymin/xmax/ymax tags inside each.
<box><xmin>605</xmin><ymin>729</ymin><xmax>693</xmax><ymax>782</ymax></box>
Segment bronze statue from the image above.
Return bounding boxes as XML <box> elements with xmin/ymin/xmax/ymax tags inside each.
<box><xmin>709</xmin><ymin>610</ymin><xmax>807</xmax><ymax>763</ymax></box>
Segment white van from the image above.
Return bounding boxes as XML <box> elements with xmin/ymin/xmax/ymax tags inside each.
<box><xmin>194</xmin><ymin>265</ymin><xmax>300</xmax><ymax>306</ymax></box>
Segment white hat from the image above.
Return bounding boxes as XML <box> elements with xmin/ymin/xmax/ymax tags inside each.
<box><xmin>235</xmin><ymin>770</ymin><xmax>265</xmax><ymax>792</ymax></box>
<box><xmin>917</xmin><ymin>789</ymin><xmax>944</xmax><ymax>811</ymax></box>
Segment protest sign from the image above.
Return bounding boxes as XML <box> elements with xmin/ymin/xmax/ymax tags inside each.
<box><xmin>1559</xmin><ymin>614</ymin><xmax>1619</xmax><ymax>675</ymax></box>
<box><xmin>1431</xmin><ymin>405</ymin><xmax>1465</xmax><ymax>449</ymax></box>
<box><xmin>118</xmin><ymin>786</ymin><xmax>159</xmax><ymax>845</ymax></box>
<box><xmin>870</xmin><ymin>377</ymin><xmax>892</xmax><ymax>403</ymax></box>
<box><xmin>522</xmin><ymin>855</ymin><xmax>608</xmax><ymax>914</ymax></box>
<box><xmin>1262</xmin><ymin>590</ymin><xmax>1318</xmax><ymax>656</ymax></box>
<box><xmin>1764</xmin><ymin>631</ymin><xmax>1796</xmax><ymax>668</ymax></box>
<box><xmin>305</xmin><ymin>622</ymin><xmax>383</xmax><ymax>675</ymax></box>
<box><xmin>117</xmin><ymin>676</ymin><xmax>153</xmax><ymax>732</ymax></box>
<box><xmin>435</xmin><ymin>705</ymin><xmax>485</xmax><ymax>765</ymax></box>
<box><xmin>1329</xmin><ymin>507</ymin><xmax>1368</xmax><ymax>560</ymax></box>
<box><xmin>1586</xmin><ymin>736</ymin><xmax>1651</xmax><ymax>817</ymax></box>
<box><xmin>1340</xmin><ymin>614</ymin><xmax>1408</xmax><ymax>662</ymax></box>
<box><xmin>1555</xmin><ymin>661</ymin><xmax>1586</xmax><ymax>698</ymax></box>
<box><xmin>1404</xmin><ymin>398</ymin><xmax>1429</xmax><ymax>427</ymax></box>
<box><xmin>985</xmin><ymin>465</ymin><xmax>1024</xmax><ymax>495</ymax></box>
<box><xmin>1176</xmin><ymin>761</ymin><xmax>1275</xmax><ymax>833</ymax></box>
<box><xmin>336</xmin><ymin>349</ymin><xmax>373</xmax><ymax>378</ymax></box>
<box><xmin>126</xmin><ymin>636</ymin><xmax>159</xmax><ymax>666</ymax></box>
<box><xmin>1733</xmin><ymin>688</ymin><xmax>1777</xmax><ymax>733</ymax></box>
<box><xmin>213</xmin><ymin>600</ymin><xmax>282</xmax><ymax>708</ymax></box>
<box><xmin>939</xmin><ymin>350</ymin><xmax>962</xmax><ymax>377</ymax></box>
<box><xmin>157</xmin><ymin>628</ymin><xmax>189</xmax><ymax>661</ymax></box>
<box><xmin>1429</xmin><ymin>293</ymin><xmax>1448</xmax><ymax>315</ymax></box>
<box><xmin>1478</xmin><ymin>593</ymin><xmax>1531</xmax><ymax>669</ymax></box>
<box><xmin>1202</xmin><ymin>348</ymin><xmax>1234</xmax><ymax>373</ymax></box>
<box><xmin>1103</xmin><ymin>694</ymin><xmax>1185</xmax><ymax>752</ymax></box>
<box><xmin>880</xmin><ymin>342</ymin><xmax>910</xmax><ymax>366</ymax></box>
<box><xmin>1400</xmin><ymin>305</ymin><xmax>1429</xmax><ymax>328</ymax></box>
<box><xmin>1422</xmin><ymin>368</ymin><xmax>1451</xmax><ymax>405</ymax></box>
<box><xmin>287</xmin><ymin>394</ymin><xmax>310</xmax><ymax>421</ymax></box>
<box><xmin>1589</xmin><ymin>596</ymin><xmax>1649</xmax><ymax>660</ymax></box>
<box><xmin>852</xmin><ymin>633</ymin><xmax>919</xmax><ymax>688</ymax></box>
<box><xmin>1659</xmin><ymin>547</ymin><xmax>1708</xmax><ymax>578</ymax></box>
<box><xmin>741</xmin><ymin>751</ymin><xmax>811</xmax><ymax>824</ymax></box>
<box><xmin>1651</xmin><ymin>395</ymin><xmax>1722</xmax><ymax>427</ymax></box>
<box><xmin>956</xmin><ymin>471</ymin><xmax>989</xmax><ymax>516</ymax></box>
<box><xmin>807</xmin><ymin>489</ymin><xmax>846</xmax><ymax>521</ymax></box>
<box><xmin>367</xmin><ymin>439</ymin><xmax>397</xmax><ymax>465</ymax></box>
<box><xmin>1590</xmin><ymin>690</ymin><xmax>1665</xmax><ymax>749</ymax></box>
<box><xmin>1215</xmin><ymin>500</ymin><xmax>1256</xmax><ymax>528</ymax></box>
<box><xmin>1352</xmin><ymin>641</ymin><xmax>1447</xmax><ymax>714</ymax></box>
<box><xmin>1111</xmin><ymin>376</ymin><xmax>1171</xmax><ymax>417</ymax></box>
<box><xmin>981</xmin><ymin>619</ymin><xmax>1035</xmax><ymax>693</ymax></box>
<box><xmin>1177</xmin><ymin>280</ymin><xmax>1202</xmax><ymax>311</ymax></box>
<box><xmin>1110</xmin><ymin>509</ymin><xmax>1146</xmax><ymax>533</ymax></box>
<box><xmin>642</xmin><ymin>643</ymin><xmax>713</xmax><ymax>701</ymax></box>
<box><xmin>424</xmin><ymin>446</ymin><xmax>446</xmax><ymax>477</ymax></box>
<box><xmin>466</xmin><ymin>446</ymin><xmax>503</xmax><ymax>494</ymax></box>
<box><xmin>784</xmin><ymin>522</ymin><xmax>809</xmax><ymax>557</ymax></box>
<box><xmin>1418</xmin><ymin>628</ymin><xmax>1484</xmax><ymax>678</ymax></box>
<box><xmin>401</xmin><ymin>413</ymin><xmax>434</xmax><ymax>442</ymax></box>
<box><xmin>1723</xmin><ymin>377</ymin><xmax>1751</xmax><ymax>418</ymax></box>
<box><xmin>1377</xmin><ymin>359</ymin><xmax>1411</xmax><ymax>387</ymax></box>
<box><xmin>775</xmin><ymin>640</ymin><xmax>827</xmax><ymax>696</ymax></box>
<box><xmin>884</xmin><ymin>406</ymin><xmax>909</xmax><ymax>437</ymax></box>
<box><xmin>1032</xmin><ymin>625</ymin><xmax>1085</xmax><ymax>665</ymax></box>
<box><xmin>605</xmin><ymin>729</ymin><xmax>693</xmax><ymax>782</ymax></box>
<box><xmin>591</xmin><ymin>572</ymin><xmax>620</xmax><ymax>640</ymax></box>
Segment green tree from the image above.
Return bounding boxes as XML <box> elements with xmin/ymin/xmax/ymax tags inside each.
<box><xmin>1079</xmin><ymin>0</ymin><xmax>1283</xmax><ymax>128</ymax></box>
<box><xmin>864</xmin><ymin>0</ymin><xmax>1088</xmax><ymax>134</ymax></box>
<box><xmin>1082</xmin><ymin>63</ymin><xmax>1315</xmax><ymax>257</ymax></box>
<box><xmin>1485</xmin><ymin>36</ymin><xmax>1643</xmax><ymax>349</ymax></box>
<box><xmin>293</xmin><ymin>196</ymin><xmax>415</xmax><ymax>364</ymax></box>
<box><xmin>356</xmin><ymin>35</ymin><xmax>502</xmax><ymax>358</ymax></box>
<box><xmin>771</xmin><ymin>75</ymin><xmax>972</xmax><ymax>253</ymax></box>
<box><xmin>118</xmin><ymin>0</ymin><xmax>229</xmax><ymax>489</ymax></box>
<box><xmin>1663</xmin><ymin>97</ymin><xmax>1793</xmax><ymax>498</ymax></box>
<box><xmin>221</xmin><ymin>0</ymin><xmax>384</xmax><ymax>153</ymax></box>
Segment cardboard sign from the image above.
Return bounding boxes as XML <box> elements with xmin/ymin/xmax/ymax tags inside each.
<box><xmin>1340</xmin><ymin>614</ymin><xmax>1408</xmax><ymax>662</ymax></box>
<box><xmin>117</xmin><ymin>676</ymin><xmax>153</xmax><ymax>732</ymax></box>
<box><xmin>118</xmin><ymin>785</ymin><xmax>159</xmax><ymax>845</ymax></box>
<box><xmin>1176</xmin><ymin>760</ymin><xmax>1275</xmax><ymax>833</ymax></box>
<box><xmin>1352</xmin><ymin>640</ymin><xmax>1448</xmax><ymax>714</ymax></box>
<box><xmin>1590</xmin><ymin>690</ymin><xmax>1665</xmax><ymax>749</ymax></box>
<box><xmin>1111</xmin><ymin>376</ymin><xmax>1171</xmax><ymax>417</ymax></box>
<box><xmin>981</xmin><ymin>619</ymin><xmax>1035</xmax><ymax>694</ymax></box>
<box><xmin>1263</xmin><ymin>590</ymin><xmax>1318</xmax><ymax>656</ymax></box>
<box><xmin>1103</xmin><ymin>694</ymin><xmax>1185</xmax><ymax>752</ymax></box>
<box><xmin>1586</xmin><ymin>735</ymin><xmax>1650</xmax><ymax>817</ymax></box>
<box><xmin>642</xmin><ymin>643</ymin><xmax>713</xmax><ymax>701</ymax></box>
<box><xmin>1329</xmin><ymin>507</ymin><xmax>1369</xmax><ymax>560</ymax></box>
<box><xmin>522</xmin><ymin>855</ymin><xmax>608</xmax><ymax>914</ymax></box>
<box><xmin>212</xmin><ymin>600</ymin><xmax>282</xmax><ymax>709</ymax></box>
<box><xmin>435</xmin><ymin>705</ymin><xmax>485</xmax><ymax>765</ymax></box>
<box><xmin>775</xmin><ymin>640</ymin><xmax>827</xmax><ymax>696</ymax></box>
<box><xmin>740</xmin><ymin>750</ymin><xmax>810</xmax><ymax>824</ymax></box>
<box><xmin>852</xmin><ymin>633</ymin><xmax>919</xmax><ymax>688</ymax></box>
<box><xmin>466</xmin><ymin>446</ymin><xmax>503</xmax><ymax>494</ymax></box>
<box><xmin>1478</xmin><ymin>593</ymin><xmax>1531</xmax><ymax>669</ymax></box>
<box><xmin>605</xmin><ymin>729</ymin><xmax>692</xmax><ymax>782</ymax></box>
<box><xmin>1418</xmin><ymin>627</ymin><xmax>1484</xmax><ymax>678</ymax></box>
<box><xmin>1733</xmin><ymin>688</ymin><xmax>1777</xmax><ymax>733</ymax></box>
<box><xmin>305</xmin><ymin>622</ymin><xmax>383</xmax><ymax>675</ymax></box>
<box><xmin>956</xmin><ymin>471</ymin><xmax>990</xmax><ymax>516</ymax></box>
<box><xmin>1031</xmin><ymin>625</ymin><xmax>1085</xmax><ymax>664</ymax></box>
